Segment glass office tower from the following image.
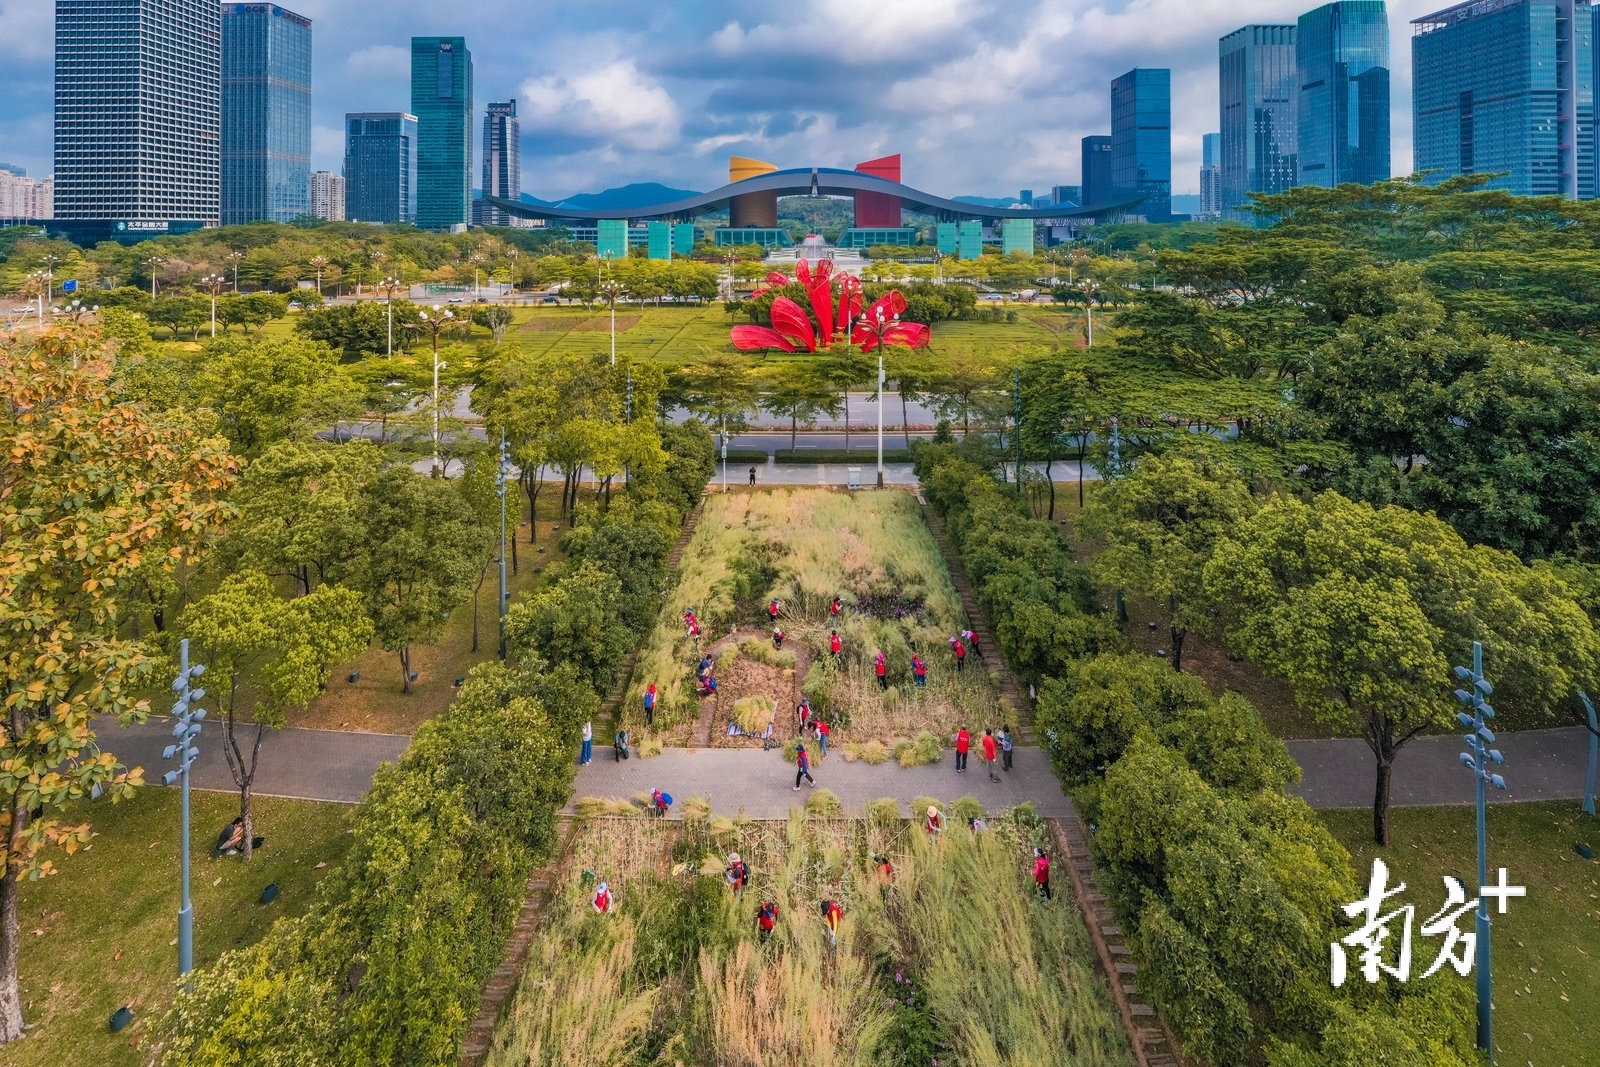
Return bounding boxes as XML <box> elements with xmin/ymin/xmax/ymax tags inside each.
<box><xmin>412</xmin><ymin>37</ymin><xmax>473</xmax><ymax>231</ymax></box>
<box><xmin>344</xmin><ymin>113</ymin><xmax>418</xmax><ymax>224</ymax></box>
<box><xmin>1413</xmin><ymin>0</ymin><xmax>1593</xmax><ymax>199</ymax></box>
<box><xmin>54</xmin><ymin>0</ymin><xmax>221</xmax><ymax>226</ymax></box>
<box><xmin>1080</xmin><ymin>136</ymin><xmax>1113</xmax><ymax>207</ymax></box>
<box><xmin>1297</xmin><ymin>2</ymin><xmax>1390</xmax><ymax>187</ymax></box>
<box><xmin>1109</xmin><ymin>68</ymin><xmax>1172</xmax><ymax>220</ymax></box>
<box><xmin>1200</xmin><ymin>132</ymin><xmax>1223</xmax><ymax>217</ymax></box>
<box><xmin>221</xmin><ymin>3</ymin><xmax>312</xmax><ymax>224</ymax></box>
<box><xmin>475</xmin><ymin>99</ymin><xmax>520</xmax><ymax>226</ymax></box>
<box><xmin>1220</xmin><ymin>24</ymin><xmax>1299</xmax><ymax>218</ymax></box>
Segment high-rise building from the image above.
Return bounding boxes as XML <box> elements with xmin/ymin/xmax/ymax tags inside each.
<box><xmin>474</xmin><ymin>99</ymin><xmax>520</xmax><ymax>227</ymax></box>
<box><xmin>1081</xmin><ymin>136</ymin><xmax>1114</xmax><ymax>207</ymax></box>
<box><xmin>1220</xmin><ymin>25</ymin><xmax>1299</xmax><ymax>218</ymax></box>
<box><xmin>1412</xmin><ymin>0</ymin><xmax>1593</xmax><ymax>199</ymax></box>
<box><xmin>1051</xmin><ymin>184</ymin><xmax>1081</xmax><ymax>207</ymax></box>
<box><xmin>1297</xmin><ymin>2</ymin><xmax>1390</xmax><ymax>188</ymax></box>
<box><xmin>0</xmin><ymin>172</ymin><xmax>54</xmax><ymax>219</ymax></box>
<box><xmin>344</xmin><ymin>113</ymin><xmax>417</xmax><ymax>224</ymax></box>
<box><xmin>1110</xmin><ymin>68</ymin><xmax>1172</xmax><ymax>221</ymax></box>
<box><xmin>221</xmin><ymin>3</ymin><xmax>312</xmax><ymax>225</ymax></box>
<box><xmin>310</xmin><ymin>170</ymin><xmax>344</xmax><ymax>221</ymax></box>
<box><xmin>1200</xmin><ymin>132</ymin><xmax>1223</xmax><ymax>217</ymax></box>
<box><xmin>412</xmin><ymin>37</ymin><xmax>473</xmax><ymax>231</ymax></box>
<box><xmin>54</xmin><ymin>0</ymin><xmax>221</xmax><ymax>232</ymax></box>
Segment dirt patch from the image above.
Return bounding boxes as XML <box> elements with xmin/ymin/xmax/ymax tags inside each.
<box><xmin>518</xmin><ymin>314</ymin><xmax>642</xmax><ymax>333</ymax></box>
<box><xmin>710</xmin><ymin>653</ymin><xmax>797</xmax><ymax>749</ymax></box>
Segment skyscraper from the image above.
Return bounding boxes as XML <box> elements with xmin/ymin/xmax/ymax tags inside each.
<box><xmin>1298</xmin><ymin>2</ymin><xmax>1390</xmax><ymax>188</ymax></box>
<box><xmin>475</xmin><ymin>100</ymin><xmax>520</xmax><ymax>227</ymax></box>
<box><xmin>412</xmin><ymin>37</ymin><xmax>473</xmax><ymax>231</ymax></box>
<box><xmin>54</xmin><ymin>0</ymin><xmax>221</xmax><ymax>232</ymax></box>
<box><xmin>1200</xmin><ymin>132</ymin><xmax>1223</xmax><ymax>218</ymax></box>
<box><xmin>1220</xmin><ymin>25</ymin><xmax>1299</xmax><ymax>218</ymax></box>
<box><xmin>310</xmin><ymin>170</ymin><xmax>344</xmax><ymax>222</ymax></box>
<box><xmin>344</xmin><ymin>113</ymin><xmax>417</xmax><ymax>224</ymax></box>
<box><xmin>1412</xmin><ymin>0</ymin><xmax>1593</xmax><ymax>199</ymax></box>
<box><xmin>1081</xmin><ymin>135</ymin><xmax>1114</xmax><ymax>207</ymax></box>
<box><xmin>1109</xmin><ymin>68</ymin><xmax>1172</xmax><ymax>221</ymax></box>
<box><xmin>221</xmin><ymin>3</ymin><xmax>312</xmax><ymax>225</ymax></box>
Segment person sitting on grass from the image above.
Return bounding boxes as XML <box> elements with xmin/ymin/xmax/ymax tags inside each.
<box><xmin>212</xmin><ymin>817</ymin><xmax>265</xmax><ymax>858</ymax></box>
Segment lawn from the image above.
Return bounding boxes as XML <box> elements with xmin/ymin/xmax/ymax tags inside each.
<box><xmin>486</xmin><ymin>810</ymin><xmax>1132</xmax><ymax>1066</ymax></box>
<box><xmin>1321</xmin><ymin>802</ymin><xmax>1600</xmax><ymax>1066</ymax></box>
<box><xmin>11</xmin><ymin>788</ymin><xmax>354</xmax><ymax>1067</ymax></box>
<box><xmin>625</xmin><ymin>488</ymin><xmax>1008</xmax><ymax>750</ymax></box>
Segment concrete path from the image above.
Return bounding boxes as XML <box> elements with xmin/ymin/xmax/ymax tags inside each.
<box><xmin>1287</xmin><ymin>726</ymin><xmax>1592</xmax><ymax>809</ymax></box>
<box><xmin>567</xmin><ymin>745</ymin><xmax>1077</xmax><ymax>819</ymax></box>
<box><xmin>94</xmin><ymin>715</ymin><xmax>411</xmax><ymax>804</ymax></box>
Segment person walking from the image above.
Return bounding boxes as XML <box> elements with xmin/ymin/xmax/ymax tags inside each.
<box><xmin>1000</xmin><ymin>725</ymin><xmax>1014</xmax><ymax>772</ymax></box>
<box><xmin>962</xmin><ymin>628</ymin><xmax>985</xmax><ymax>662</ymax></box>
<box><xmin>873</xmin><ymin>650</ymin><xmax>888</xmax><ymax>691</ymax></box>
<box><xmin>981</xmin><ymin>727</ymin><xmax>999</xmax><ymax>782</ymax></box>
<box><xmin>829</xmin><ymin>629</ymin><xmax>842</xmax><ymax>660</ymax></box>
<box><xmin>643</xmin><ymin>682</ymin><xmax>657</xmax><ymax>727</ymax></box>
<box><xmin>911</xmin><ymin>653</ymin><xmax>927</xmax><ymax>688</ymax></box>
<box><xmin>830</xmin><ymin>596</ymin><xmax>843</xmax><ymax>617</ymax></box>
<box><xmin>749</xmin><ymin>465</ymin><xmax>757</xmax><ymax>486</ymax></box>
<box><xmin>768</xmin><ymin>597</ymin><xmax>783</xmax><ymax>622</ymax></box>
<box><xmin>725</xmin><ymin>853</ymin><xmax>748</xmax><ymax>892</ymax></box>
<box><xmin>950</xmin><ymin>636</ymin><xmax>967</xmax><ymax>673</ymax></box>
<box><xmin>924</xmin><ymin>805</ymin><xmax>944</xmax><ymax>835</ymax></box>
<box><xmin>954</xmin><ymin>725</ymin><xmax>971</xmax><ymax>773</ymax></box>
<box><xmin>1033</xmin><ymin>848</ymin><xmax>1052</xmax><ymax>901</ymax></box>
<box><xmin>796</xmin><ymin>696</ymin><xmax>812</xmax><ymax>735</ymax></box>
<box><xmin>580</xmin><ymin>720</ymin><xmax>593</xmax><ymax>765</ymax></box>
<box><xmin>772</xmin><ymin>625</ymin><xmax>786</xmax><ymax>650</ymax></box>
<box><xmin>794</xmin><ymin>741</ymin><xmax>816</xmax><ymax>789</ymax></box>
<box><xmin>815</xmin><ymin>718</ymin><xmax>830</xmax><ymax>756</ymax></box>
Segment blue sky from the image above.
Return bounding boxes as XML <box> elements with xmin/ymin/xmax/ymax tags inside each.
<box><xmin>1</xmin><ymin>1</ymin><xmax>1446</xmax><ymax>199</ymax></box>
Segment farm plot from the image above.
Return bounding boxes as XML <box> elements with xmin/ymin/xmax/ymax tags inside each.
<box><xmin>625</xmin><ymin>489</ymin><xmax>1005</xmax><ymax>755</ymax></box>
<box><xmin>486</xmin><ymin>810</ymin><xmax>1133</xmax><ymax>1067</ymax></box>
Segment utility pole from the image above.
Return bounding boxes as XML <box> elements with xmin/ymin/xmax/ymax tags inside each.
<box><xmin>497</xmin><ymin>430</ymin><xmax>511</xmax><ymax>659</ymax></box>
<box><xmin>161</xmin><ymin>640</ymin><xmax>207</xmax><ymax>976</ymax></box>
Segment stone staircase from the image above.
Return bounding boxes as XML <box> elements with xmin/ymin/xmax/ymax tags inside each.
<box><xmin>915</xmin><ymin>495</ymin><xmax>1033</xmax><ymax>741</ymax></box>
<box><xmin>1049</xmin><ymin>818</ymin><xmax>1183</xmax><ymax>1067</ymax></box>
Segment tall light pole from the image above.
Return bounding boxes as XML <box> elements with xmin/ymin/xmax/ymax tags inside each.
<box><xmin>410</xmin><ymin>306</ymin><xmax>454</xmax><ymax>477</ymax></box>
<box><xmin>26</xmin><ymin>270</ymin><xmax>48</xmax><ymax>330</ymax></box>
<box><xmin>469</xmin><ymin>251</ymin><xmax>486</xmax><ymax>297</ymax></box>
<box><xmin>146</xmin><ymin>255</ymin><xmax>165</xmax><ymax>299</ymax></box>
<box><xmin>200</xmin><ymin>274</ymin><xmax>225</xmax><ymax>338</ymax></box>
<box><xmin>598</xmin><ymin>279</ymin><xmax>626</xmax><ymax>366</ymax></box>
<box><xmin>379</xmin><ymin>275</ymin><xmax>401</xmax><ymax>358</ymax></box>
<box><xmin>1454</xmin><ymin>642</ymin><xmax>1508</xmax><ymax>1057</ymax></box>
<box><xmin>161</xmin><ymin>639</ymin><xmax>207</xmax><ymax>976</ymax></box>
<box><xmin>39</xmin><ymin>252</ymin><xmax>60</xmax><ymax>306</ymax></box>
<box><xmin>497</xmin><ymin>429</ymin><xmax>512</xmax><ymax>659</ymax></box>
<box><xmin>309</xmin><ymin>255</ymin><xmax>328</xmax><ymax>299</ymax></box>
<box><xmin>858</xmin><ymin>306</ymin><xmax>900</xmax><ymax>490</ymax></box>
<box><xmin>504</xmin><ymin>247</ymin><xmax>519</xmax><ymax>301</ymax></box>
<box><xmin>1077</xmin><ymin>280</ymin><xmax>1100</xmax><ymax>347</ymax></box>
<box><xmin>227</xmin><ymin>250</ymin><xmax>244</xmax><ymax>292</ymax></box>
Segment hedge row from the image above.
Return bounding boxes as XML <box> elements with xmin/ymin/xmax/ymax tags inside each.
<box><xmin>917</xmin><ymin>450</ymin><xmax>1477</xmax><ymax>1067</ymax></box>
<box><xmin>161</xmin><ymin>424</ymin><xmax>717</xmax><ymax>1066</ymax></box>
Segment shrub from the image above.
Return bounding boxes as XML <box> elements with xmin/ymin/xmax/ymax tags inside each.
<box><xmin>638</xmin><ymin>735</ymin><xmax>665</xmax><ymax>758</ymax></box>
<box><xmin>860</xmin><ymin>739</ymin><xmax>890</xmax><ymax>765</ymax></box>
<box><xmin>804</xmin><ymin>788</ymin><xmax>842</xmax><ymax>817</ymax></box>
<box><xmin>716</xmin><ymin>644</ymin><xmax>742</xmax><ymax>674</ymax></box>
<box><xmin>950</xmin><ymin>796</ymin><xmax>986</xmax><ymax>824</ymax></box>
<box><xmin>731</xmin><ymin>695</ymin><xmax>776</xmax><ymax>734</ymax></box>
<box><xmin>893</xmin><ymin>737</ymin><xmax>917</xmax><ymax>766</ymax></box>
<box><xmin>681</xmin><ymin>795</ymin><xmax>712</xmax><ymax>821</ymax></box>
<box><xmin>839</xmin><ymin>742</ymin><xmax>861</xmax><ymax>762</ymax></box>
<box><xmin>866</xmin><ymin>797</ymin><xmax>902</xmax><ymax>824</ymax></box>
<box><xmin>574</xmin><ymin>796</ymin><xmax>642</xmax><ymax>818</ymax></box>
<box><xmin>912</xmin><ymin>730</ymin><xmax>942</xmax><ymax>765</ymax></box>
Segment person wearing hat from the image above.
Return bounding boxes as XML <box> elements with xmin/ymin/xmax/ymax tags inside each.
<box><xmin>593</xmin><ymin>880</ymin><xmax>614</xmax><ymax>913</ymax></box>
<box><xmin>725</xmin><ymin>853</ymin><xmax>748</xmax><ymax>891</ymax></box>
<box><xmin>924</xmin><ymin>805</ymin><xmax>944</xmax><ymax>835</ymax></box>
<box><xmin>1033</xmin><ymin>848</ymin><xmax>1052</xmax><ymax>901</ymax></box>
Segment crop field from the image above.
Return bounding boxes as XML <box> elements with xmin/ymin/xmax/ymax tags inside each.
<box><xmin>626</xmin><ymin>489</ymin><xmax>1007</xmax><ymax>751</ymax></box>
<box><xmin>485</xmin><ymin>811</ymin><xmax>1132</xmax><ymax>1067</ymax></box>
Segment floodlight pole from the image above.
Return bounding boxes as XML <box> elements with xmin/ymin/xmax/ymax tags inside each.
<box><xmin>1581</xmin><ymin>690</ymin><xmax>1598</xmax><ymax>815</ymax></box>
<box><xmin>162</xmin><ymin>639</ymin><xmax>207</xmax><ymax>976</ymax></box>
<box><xmin>497</xmin><ymin>429</ymin><xmax>510</xmax><ymax>659</ymax></box>
<box><xmin>1455</xmin><ymin>640</ymin><xmax>1507</xmax><ymax>1056</ymax></box>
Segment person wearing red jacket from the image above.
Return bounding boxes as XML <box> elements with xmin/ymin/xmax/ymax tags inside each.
<box><xmin>873</xmin><ymin>650</ymin><xmax>888</xmax><ymax>690</ymax></box>
<box><xmin>768</xmin><ymin>597</ymin><xmax>783</xmax><ymax>621</ymax></box>
<box><xmin>593</xmin><ymin>880</ymin><xmax>614</xmax><ymax>913</ymax></box>
<box><xmin>981</xmin><ymin>727</ymin><xmax>999</xmax><ymax>782</ymax></box>
<box><xmin>794</xmin><ymin>741</ymin><xmax>815</xmax><ymax>790</ymax></box>
<box><xmin>1033</xmin><ymin>848</ymin><xmax>1052</xmax><ymax>901</ymax></box>
<box><xmin>829</xmin><ymin>629</ymin><xmax>842</xmax><ymax>660</ymax></box>
<box><xmin>757</xmin><ymin>900</ymin><xmax>779</xmax><ymax>938</ymax></box>
<box><xmin>830</xmin><ymin>596</ymin><xmax>842</xmax><ymax>617</ymax></box>
<box><xmin>950</xmin><ymin>636</ymin><xmax>967</xmax><ymax>673</ymax></box>
<box><xmin>911</xmin><ymin>654</ymin><xmax>927</xmax><ymax>687</ymax></box>
<box><xmin>954</xmin><ymin>725</ymin><xmax>971</xmax><ymax>773</ymax></box>
<box><xmin>962</xmin><ymin>628</ymin><xmax>984</xmax><ymax>661</ymax></box>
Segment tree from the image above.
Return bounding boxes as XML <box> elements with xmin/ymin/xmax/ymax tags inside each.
<box><xmin>760</xmin><ymin>360</ymin><xmax>841</xmax><ymax>449</ymax></box>
<box><xmin>471</xmin><ymin>304</ymin><xmax>515</xmax><ymax>343</ymax></box>
<box><xmin>0</xmin><ymin>333</ymin><xmax>237</xmax><ymax>1046</ymax></box>
<box><xmin>1204</xmin><ymin>491</ymin><xmax>1600</xmax><ymax>844</ymax></box>
<box><xmin>1079</xmin><ymin>448</ymin><xmax>1256</xmax><ymax>671</ymax></box>
<box><xmin>925</xmin><ymin>346</ymin><xmax>1004</xmax><ymax>435</ymax></box>
<box><xmin>178</xmin><ymin>573</ymin><xmax>371</xmax><ymax>859</ymax></box>
<box><xmin>351</xmin><ymin>468</ymin><xmax>488</xmax><ymax>692</ymax></box>
<box><xmin>192</xmin><ymin>336</ymin><xmax>363</xmax><ymax>456</ymax></box>
<box><xmin>674</xmin><ymin>351</ymin><xmax>763</xmax><ymax>434</ymax></box>
<box><xmin>504</xmin><ymin>561</ymin><xmax>632</xmax><ymax>693</ymax></box>
<box><xmin>819</xmin><ymin>346</ymin><xmax>874</xmax><ymax>450</ymax></box>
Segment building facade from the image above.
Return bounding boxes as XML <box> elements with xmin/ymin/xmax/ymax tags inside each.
<box><xmin>1298</xmin><ymin>1</ymin><xmax>1390</xmax><ymax>187</ymax></box>
<box><xmin>344</xmin><ymin>113</ymin><xmax>417</xmax><ymax>224</ymax></box>
<box><xmin>221</xmin><ymin>3</ymin><xmax>311</xmax><ymax>224</ymax></box>
<box><xmin>1080</xmin><ymin>136</ymin><xmax>1114</xmax><ymax>207</ymax></box>
<box><xmin>1109</xmin><ymin>68</ymin><xmax>1172</xmax><ymax>221</ymax></box>
<box><xmin>1413</xmin><ymin>0</ymin><xmax>1593</xmax><ymax>199</ymax></box>
<box><xmin>310</xmin><ymin>170</ymin><xmax>344</xmax><ymax>221</ymax></box>
<box><xmin>54</xmin><ymin>0</ymin><xmax>221</xmax><ymax>228</ymax></box>
<box><xmin>1220</xmin><ymin>24</ymin><xmax>1300</xmax><ymax>218</ymax></box>
<box><xmin>475</xmin><ymin>99</ymin><xmax>519</xmax><ymax>226</ymax></box>
<box><xmin>0</xmin><ymin>172</ymin><xmax>54</xmax><ymax>219</ymax></box>
<box><xmin>411</xmin><ymin>37</ymin><xmax>473</xmax><ymax>231</ymax></box>
<box><xmin>1200</xmin><ymin>132</ymin><xmax>1223</xmax><ymax>217</ymax></box>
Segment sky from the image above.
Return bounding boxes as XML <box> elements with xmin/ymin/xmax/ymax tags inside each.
<box><xmin>0</xmin><ymin>1</ymin><xmax>1456</xmax><ymax>200</ymax></box>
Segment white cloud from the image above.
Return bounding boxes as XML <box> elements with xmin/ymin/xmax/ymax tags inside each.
<box><xmin>710</xmin><ymin>0</ymin><xmax>980</xmax><ymax>63</ymax></box>
<box><xmin>344</xmin><ymin>44</ymin><xmax>410</xmax><ymax>81</ymax></box>
<box><xmin>520</xmin><ymin>59</ymin><xmax>682</xmax><ymax>151</ymax></box>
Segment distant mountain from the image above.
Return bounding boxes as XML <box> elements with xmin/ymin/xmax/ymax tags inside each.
<box><xmin>540</xmin><ymin>182</ymin><xmax>702</xmax><ymax>211</ymax></box>
<box><xmin>953</xmin><ymin>195</ymin><xmax>1022</xmax><ymax>208</ymax></box>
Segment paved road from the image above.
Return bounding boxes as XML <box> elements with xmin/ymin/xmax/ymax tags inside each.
<box><xmin>94</xmin><ymin>715</ymin><xmax>411</xmax><ymax>804</ymax></box>
<box><xmin>568</xmin><ymin>744</ymin><xmax>1078</xmax><ymax>819</ymax></box>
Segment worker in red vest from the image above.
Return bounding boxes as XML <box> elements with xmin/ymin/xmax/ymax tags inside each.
<box><xmin>950</xmin><ymin>636</ymin><xmax>967</xmax><ymax>673</ymax></box>
<box><xmin>954</xmin><ymin>725</ymin><xmax>971</xmax><ymax>773</ymax></box>
<box><xmin>874</xmin><ymin>650</ymin><xmax>888</xmax><ymax>690</ymax></box>
<box><xmin>829</xmin><ymin>630</ymin><xmax>842</xmax><ymax>660</ymax></box>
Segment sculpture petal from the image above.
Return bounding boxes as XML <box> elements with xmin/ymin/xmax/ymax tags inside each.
<box><xmin>810</xmin><ymin>281</ymin><xmax>835</xmax><ymax>346</ymax></box>
<box><xmin>731</xmin><ymin>324</ymin><xmax>797</xmax><ymax>352</ymax></box>
<box><xmin>770</xmin><ymin>296</ymin><xmax>818</xmax><ymax>352</ymax></box>
<box><xmin>796</xmin><ymin>259</ymin><xmax>812</xmax><ymax>287</ymax></box>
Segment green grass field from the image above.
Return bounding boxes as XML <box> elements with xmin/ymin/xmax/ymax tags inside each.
<box><xmin>1321</xmin><ymin>802</ymin><xmax>1600</xmax><ymax>1066</ymax></box>
<box><xmin>12</xmin><ymin>789</ymin><xmax>354</xmax><ymax>1067</ymax></box>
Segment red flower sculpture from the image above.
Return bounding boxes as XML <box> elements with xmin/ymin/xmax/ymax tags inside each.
<box><xmin>730</xmin><ymin>258</ymin><xmax>929</xmax><ymax>353</ymax></box>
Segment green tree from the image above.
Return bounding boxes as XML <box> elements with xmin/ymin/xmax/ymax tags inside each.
<box><xmin>505</xmin><ymin>561</ymin><xmax>632</xmax><ymax>693</ymax></box>
<box><xmin>819</xmin><ymin>345</ymin><xmax>874</xmax><ymax>450</ymax></box>
<box><xmin>193</xmin><ymin>336</ymin><xmax>363</xmax><ymax>456</ymax></box>
<box><xmin>0</xmin><ymin>334</ymin><xmax>237</xmax><ymax>1046</ymax></box>
<box><xmin>1204</xmin><ymin>491</ymin><xmax>1600</xmax><ymax>843</ymax></box>
<box><xmin>470</xmin><ymin>304</ymin><xmax>515</xmax><ymax>343</ymax></box>
<box><xmin>674</xmin><ymin>351</ymin><xmax>763</xmax><ymax>434</ymax></box>
<box><xmin>1080</xmin><ymin>448</ymin><xmax>1256</xmax><ymax>670</ymax></box>
<box><xmin>352</xmin><ymin>468</ymin><xmax>489</xmax><ymax>692</ymax></box>
<box><xmin>759</xmin><ymin>360</ymin><xmax>841</xmax><ymax>449</ymax></box>
<box><xmin>178</xmin><ymin>573</ymin><xmax>372</xmax><ymax>858</ymax></box>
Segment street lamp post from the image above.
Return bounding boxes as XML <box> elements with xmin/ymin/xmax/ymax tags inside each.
<box><xmin>469</xmin><ymin>252</ymin><xmax>486</xmax><ymax>298</ymax></box>
<box><xmin>410</xmin><ymin>306</ymin><xmax>454</xmax><ymax>476</ymax></box>
<box><xmin>227</xmin><ymin>250</ymin><xmax>244</xmax><ymax>292</ymax></box>
<box><xmin>146</xmin><ymin>255</ymin><xmax>165</xmax><ymax>299</ymax></box>
<box><xmin>309</xmin><ymin>255</ymin><xmax>328</xmax><ymax>299</ymax></box>
<box><xmin>26</xmin><ymin>270</ymin><xmax>48</xmax><ymax>330</ymax></box>
<box><xmin>161</xmin><ymin>639</ymin><xmax>207</xmax><ymax>976</ymax></box>
<box><xmin>497</xmin><ymin>430</ymin><xmax>512</xmax><ymax>659</ymax></box>
<box><xmin>858</xmin><ymin>306</ymin><xmax>900</xmax><ymax>489</ymax></box>
<box><xmin>379</xmin><ymin>276</ymin><xmax>401</xmax><ymax>358</ymax></box>
<box><xmin>200</xmin><ymin>274</ymin><xmax>225</xmax><ymax>337</ymax></box>
<box><xmin>598</xmin><ymin>279</ymin><xmax>626</xmax><ymax>366</ymax></box>
<box><xmin>1454</xmin><ymin>641</ymin><xmax>1508</xmax><ymax>1057</ymax></box>
<box><xmin>1077</xmin><ymin>280</ymin><xmax>1100</xmax><ymax>347</ymax></box>
<box><xmin>39</xmin><ymin>252</ymin><xmax>60</xmax><ymax>306</ymax></box>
